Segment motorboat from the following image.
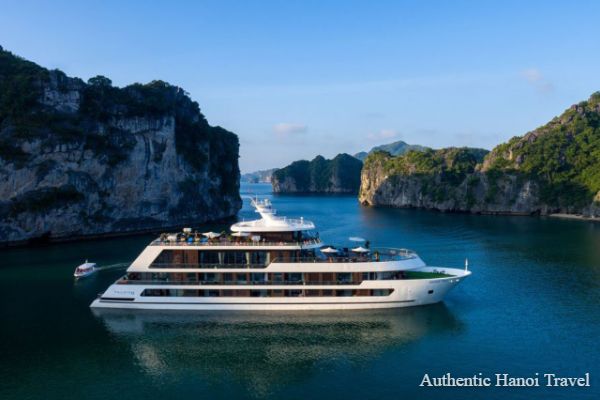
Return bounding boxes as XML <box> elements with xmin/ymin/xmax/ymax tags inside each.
<box><xmin>74</xmin><ymin>261</ymin><xmax>97</xmax><ymax>278</ymax></box>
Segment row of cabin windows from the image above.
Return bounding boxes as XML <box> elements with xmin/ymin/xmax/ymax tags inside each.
<box><xmin>151</xmin><ymin>250</ymin><xmax>317</xmax><ymax>267</ymax></box>
<box><xmin>124</xmin><ymin>272</ymin><xmax>397</xmax><ymax>283</ymax></box>
<box><xmin>141</xmin><ymin>289</ymin><xmax>393</xmax><ymax>297</ymax></box>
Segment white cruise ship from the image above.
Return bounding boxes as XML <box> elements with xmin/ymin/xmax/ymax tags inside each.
<box><xmin>91</xmin><ymin>198</ymin><xmax>471</xmax><ymax>310</ymax></box>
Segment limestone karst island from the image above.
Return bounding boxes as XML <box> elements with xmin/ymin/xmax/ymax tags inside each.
<box><xmin>0</xmin><ymin>47</ymin><xmax>241</xmax><ymax>245</ymax></box>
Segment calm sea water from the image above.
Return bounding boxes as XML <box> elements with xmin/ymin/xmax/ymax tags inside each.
<box><xmin>1</xmin><ymin>183</ymin><xmax>599</xmax><ymax>400</ymax></box>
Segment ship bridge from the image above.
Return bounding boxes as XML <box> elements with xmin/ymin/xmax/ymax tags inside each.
<box><xmin>231</xmin><ymin>198</ymin><xmax>315</xmax><ymax>233</ymax></box>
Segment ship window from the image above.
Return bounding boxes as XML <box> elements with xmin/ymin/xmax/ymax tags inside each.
<box><xmin>141</xmin><ymin>288</ymin><xmax>394</xmax><ymax>298</ymax></box>
<box><xmin>428</xmin><ymin>289</ymin><xmax>434</xmax><ymax>294</ymax></box>
<box><xmin>223</xmin><ymin>251</ymin><xmax>246</xmax><ymax>265</ymax></box>
<box><xmin>250</xmin><ymin>251</ymin><xmax>268</xmax><ymax>265</ymax></box>
<box><xmin>300</xmin><ymin>249</ymin><xmax>316</xmax><ymax>258</ymax></box>
<box><xmin>373</xmin><ymin>289</ymin><xmax>393</xmax><ymax>296</ymax></box>
<box><xmin>200</xmin><ymin>251</ymin><xmax>221</xmax><ymax>265</ymax></box>
<box><xmin>380</xmin><ymin>272</ymin><xmax>397</xmax><ymax>280</ymax></box>
<box><xmin>236</xmin><ymin>273</ymin><xmax>247</xmax><ymax>283</ymax></box>
<box><xmin>223</xmin><ymin>273</ymin><xmax>233</xmax><ymax>282</ymax></box>
<box><xmin>150</xmin><ymin>273</ymin><xmax>167</xmax><ymax>281</ymax></box>
<box><xmin>127</xmin><ymin>273</ymin><xmax>141</xmax><ymax>281</ymax></box>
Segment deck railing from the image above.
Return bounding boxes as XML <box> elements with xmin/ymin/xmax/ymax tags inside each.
<box><xmin>272</xmin><ymin>248</ymin><xmax>416</xmax><ymax>263</ymax></box>
<box><xmin>117</xmin><ymin>279</ymin><xmax>363</xmax><ymax>286</ymax></box>
<box><xmin>149</xmin><ymin>262</ymin><xmax>268</xmax><ymax>269</ymax></box>
<box><xmin>149</xmin><ymin>238</ymin><xmax>322</xmax><ymax>247</ymax></box>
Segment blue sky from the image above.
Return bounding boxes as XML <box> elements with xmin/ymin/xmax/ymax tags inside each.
<box><xmin>1</xmin><ymin>0</ymin><xmax>600</xmax><ymax>172</ymax></box>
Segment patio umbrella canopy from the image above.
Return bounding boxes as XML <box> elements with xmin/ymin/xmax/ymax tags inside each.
<box><xmin>320</xmin><ymin>247</ymin><xmax>338</xmax><ymax>253</ymax></box>
<box><xmin>202</xmin><ymin>232</ymin><xmax>221</xmax><ymax>239</ymax></box>
<box><xmin>351</xmin><ymin>246</ymin><xmax>370</xmax><ymax>253</ymax></box>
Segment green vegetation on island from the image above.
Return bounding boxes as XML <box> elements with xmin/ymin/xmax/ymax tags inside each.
<box><xmin>360</xmin><ymin>92</ymin><xmax>600</xmax><ymax>217</ymax></box>
<box><xmin>0</xmin><ymin>46</ymin><xmax>241</xmax><ymax>245</ymax></box>
<box><xmin>353</xmin><ymin>140</ymin><xmax>428</xmax><ymax>161</ymax></box>
<box><xmin>482</xmin><ymin>92</ymin><xmax>600</xmax><ymax>208</ymax></box>
<box><xmin>272</xmin><ymin>153</ymin><xmax>363</xmax><ymax>193</ymax></box>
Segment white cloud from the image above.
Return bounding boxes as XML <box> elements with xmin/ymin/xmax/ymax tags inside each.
<box><xmin>273</xmin><ymin>123</ymin><xmax>308</xmax><ymax>136</ymax></box>
<box><xmin>521</xmin><ymin>68</ymin><xmax>543</xmax><ymax>83</ymax></box>
<box><xmin>520</xmin><ymin>68</ymin><xmax>554</xmax><ymax>93</ymax></box>
<box><xmin>367</xmin><ymin>129</ymin><xmax>399</xmax><ymax>140</ymax></box>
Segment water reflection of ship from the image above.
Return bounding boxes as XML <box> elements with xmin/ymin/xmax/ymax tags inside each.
<box><xmin>93</xmin><ymin>306</ymin><xmax>463</xmax><ymax>395</ymax></box>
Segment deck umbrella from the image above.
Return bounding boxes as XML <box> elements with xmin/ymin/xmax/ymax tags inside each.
<box><xmin>202</xmin><ymin>232</ymin><xmax>221</xmax><ymax>239</ymax></box>
<box><xmin>320</xmin><ymin>247</ymin><xmax>338</xmax><ymax>254</ymax></box>
<box><xmin>351</xmin><ymin>246</ymin><xmax>370</xmax><ymax>253</ymax></box>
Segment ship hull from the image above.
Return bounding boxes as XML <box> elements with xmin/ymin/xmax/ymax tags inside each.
<box><xmin>90</xmin><ymin>267</ymin><xmax>470</xmax><ymax>311</ymax></box>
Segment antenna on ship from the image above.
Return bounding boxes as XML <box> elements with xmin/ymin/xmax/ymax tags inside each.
<box><xmin>465</xmin><ymin>258</ymin><xmax>469</xmax><ymax>271</ymax></box>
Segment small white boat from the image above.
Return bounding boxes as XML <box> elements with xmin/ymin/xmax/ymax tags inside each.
<box><xmin>74</xmin><ymin>261</ymin><xmax>96</xmax><ymax>278</ymax></box>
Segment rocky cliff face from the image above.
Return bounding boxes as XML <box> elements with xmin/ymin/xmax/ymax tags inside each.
<box><xmin>0</xmin><ymin>47</ymin><xmax>241</xmax><ymax>245</ymax></box>
<box><xmin>359</xmin><ymin>93</ymin><xmax>600</xmax><ymax>217</ymax></box>
<box><xmin>272</xmin><ymin>154</ymin><xmax>363</xmax><ymax>193</ymax></box>
<box><xmin>359</xmin><ymin>152</ymin><xmax>545</xmax><ymax>214</ymax></box>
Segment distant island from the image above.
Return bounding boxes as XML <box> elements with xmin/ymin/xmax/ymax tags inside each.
<box><xmin>360</xmin><ymin>92</ymin><xmax>600</xmax><ymax>218</ymax></box>
<box><xmin>0</xmin><ymin>46</ymin><xmax>242</xmax><ymax>246</ymax></box>
<box><xmin>353</xmin><ymin>140</ymin><xmax>428</xmax><ymax>161</ymax></box>
<box><xmin>270</xmin><ymin>140</ymin><xmax>425</xmax><ymax>194</ymax></box>
<box><xmin>272</xmin><ymin>154</ymin><xmax>362</xmax><ymax>193</ymax></box>
<box><xmin>241</xmin><ymin>168</ymin><xmax>276</xmax><ymax>183</ymax></box>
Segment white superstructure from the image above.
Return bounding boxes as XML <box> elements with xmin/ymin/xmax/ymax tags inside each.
<box><xmin>91</xmin><ymin>198</ymin><xmax>471</xmax><ymax>310</ymax></box>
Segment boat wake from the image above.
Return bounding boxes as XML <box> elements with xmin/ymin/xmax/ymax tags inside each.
<box><xmin>96</xmin><ymin>262</ymin><xmax>130</xmax><ymax>271</ymax></box>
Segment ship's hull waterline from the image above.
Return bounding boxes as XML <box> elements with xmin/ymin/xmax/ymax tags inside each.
<box><xmin>90</xmin><ymin>267</ymin><xmax>470</xmax><ymax>311</ymax></box>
